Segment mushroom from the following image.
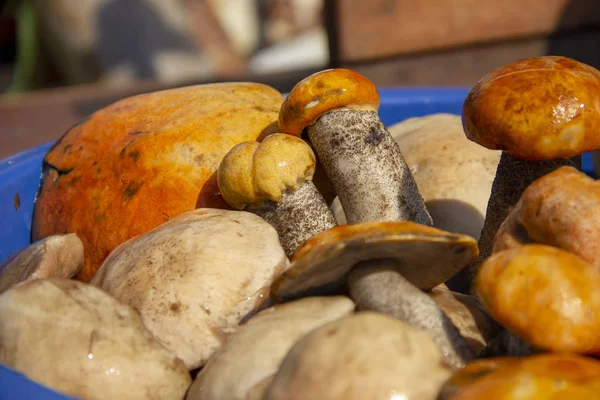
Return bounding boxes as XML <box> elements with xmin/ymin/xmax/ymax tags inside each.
<box><xmin>475</xmin><ymin>244</ymin><xmax>600</xmax><ymax>354</ymax></box>
<box><xmin>262</xmin><ymin>312</ymin><xmax>453</xmax><ymax>400</ymax></box>
<box><xmin>462</xmin><ymin>56</ymin><xmax>599</xmax><ymax>290</ymax></box>
<box><xmin>448</xmin><ymin>354</ymin><xmax>600</xmax><ymax>399</ymax></box>
<box><xmin>186</xmin><ymin>296</ymin><xmax>355</xmax><ymax>400</ymax></box>
<box><xmin>332</xmin><ymin>113</ymin><xmax>501</xmax><ymax>240</ymax></box>
<box><xmin>32</xmin><ymin>82</ymin><xmax>317</xmax><ymax>282</ymax></box>
<box><xmin>0</xmin><ymin>279</ymin><xmax>191</xmax><ymax>400</ymax></box>
<box><xmin>271</xmin><ymin>221</ymin><xmax>478</xmax><ymax>303</ymax></box>
<box><xmin>493</xmin><ymin>165</ymin><xmax>600</xmax><ymax>267</ymax></box>
<box><xmin>279</xmin><ymin>68</ymin><xmax>432</xmax><ymax>226</ymax></box>
<box><xmin>217</xmin><ymin>133</ymin><xmax>336</xmax><ymax>257</ymax></box>
<box><xmin>348</xmin><ymin>261</ymin><xmax>474</xmax><ymax>369</ymax></box>
<box><xmin>428</xmin><ymin>284</ymin><xmax>502</xmax><ymax>355</ymax></box>
<box><xmin>437</xmin><ymin>357</ymin><xmax>521</xmax><ymax>400</ymax></box>
<box><xmin>91</xmin><ymin>208</ymin><xmax>289</xmax><ymax>370</ymax></box>
<box><xmin>0</xmin><ymin>233</ymin><xmax>83</xmax><ymax>294</ymax></box>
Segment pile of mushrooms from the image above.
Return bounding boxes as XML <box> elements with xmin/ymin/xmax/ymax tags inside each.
<box><xmin>2</xmin><ymin>55</ymin><xmax>600</xmax><ymax>399</ymax></box>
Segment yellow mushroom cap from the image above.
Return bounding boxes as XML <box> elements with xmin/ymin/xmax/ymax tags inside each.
<box><xmin>279</xmin><ymin>68</ymin><xmax>380</xmax><ymax>136</ymax></box>
<box><xmin>218</xmin><ymin>133</ymin><xmax>316</xmax><ymax>210</ymax></box>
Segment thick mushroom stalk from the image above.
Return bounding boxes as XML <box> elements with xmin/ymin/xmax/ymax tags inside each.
<box><xmin>218</xmin><ymin>133</ymin><xmax>336</xmax><ymax>257</ymax></box>
<box><xmin>279</xmin><ymin>68</ymin><xmax>432</xmax><ymax>226</ymax></box>
<box><xmin>461</xmin><ymin>56</ymin><xmax>598</xmax><ymax>292</ymax></box>
<box><xmin>349</xmin><ymin>261</ymin><xmax>474</xmax><ymax>369</ymax></box>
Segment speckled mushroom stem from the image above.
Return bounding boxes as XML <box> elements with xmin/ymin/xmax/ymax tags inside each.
<box><xmin>464</xmin><ymin>153</ymin><xmax>582</xmax><ymax>294</ymax></box>
<box><xmin>250</xmin><ymin>181</ymin><xmax>337</xmax><ymax>258</ymax></box>
<box><xmin>348</xmin><ymin>260</ymin><xmax>474</xmax><ymax>369</ymax></box>
<box><xmin>307</xmin><ymin>109</ymin><xmax>433</xmax><ymax>226</ymax></box>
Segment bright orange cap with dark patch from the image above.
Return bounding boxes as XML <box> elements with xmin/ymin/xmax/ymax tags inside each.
<box><xmin>278</xmin><ymin>68</ymin><xmax>380</xmax><ymax>136</ymax></box>
<box><xmin>463</xmin><ymin>56</ymin><xmax>600</xmax><ymax>160</ymax></box>
<box><xmin>32</xmin><ymin>83</ymin><xmax>284</xmax><ymax>282</ymax></box>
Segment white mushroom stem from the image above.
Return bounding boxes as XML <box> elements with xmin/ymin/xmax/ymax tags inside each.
<box><xmin>348</xmin><ymin>260</ymin><xmax>474</xmax><ymax>369</ymax></box>
<box><xmin>307</xmin><ymin>109</ymin><xmax>432</xmax><ymax>226</ymax></box>
<box><xmin>465</xmin><ymin>153</ymin><xmax>582</xmax><ymax>294</ymax></box>
<box><xmin>250</xmin><ymin>181</ymin><xmax>337</xmax><ymax>258</ymax></box>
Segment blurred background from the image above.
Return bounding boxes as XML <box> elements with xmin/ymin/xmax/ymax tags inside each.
<box><xmin>0</xmin><ymin>0</ymin><xmax>599</xmax><ymax>158</ymax></box>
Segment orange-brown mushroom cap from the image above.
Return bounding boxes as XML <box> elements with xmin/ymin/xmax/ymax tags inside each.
<box><xmin>493</xmin><ymin>166</ymin><xmax>600</xmax><ymax>268</ymax></box>
<box><xmin>476</xmin><ymin>244</ymin><xmax>600</xmax><ymax>354</ymax></box>
<box><xmin>450</xmin><ymin>353</ymin><xmax>600</xmax><ymax>399</ymax></box>
<box><xmin>463</xmin><ymin>56</ymin><xmax>600</xmax><ymax>160</ymax></box>
<box><xmin>270</xmin><ymin>221</ymin><xmax>478</xmax><ymax>302</ymax></box>
<box><xmin>278</xmin><ymin>69</ymin><xmax>380</xmax><ymax>136</ymax></box>
<box><xmin>217</xmin><ymin>133</ymin><xmax>316</xmax><ymax>210</ymax></box>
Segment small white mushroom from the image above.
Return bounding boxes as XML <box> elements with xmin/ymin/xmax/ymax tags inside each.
<box><xmin>263</xmin><ymin>312</ymin><xmax>453</xmax><ymax>400</ymax></box>
<box><xmin>91</xmin><ymin>208</ymin><xmax>289</xmax><ymax>370</ymax></box>
<box><xmin>0</xmin><ymin>233</ymin><xmax>84</xmax><ymax>293</ymax></box>
<box><xmin>0</xmin><ymin>278</ymin><xmax>191</xmax><ymax>400</ymax></box>
<box><xmin>186</xmin><ymin>296</ymin><xmax>355</xmax><ymax>400</ymax></box>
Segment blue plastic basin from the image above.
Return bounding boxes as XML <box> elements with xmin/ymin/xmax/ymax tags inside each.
<box><xmin>0</xmin><ymin>87</ymin><xmax>595</xmax><ymax>399</ymax></box>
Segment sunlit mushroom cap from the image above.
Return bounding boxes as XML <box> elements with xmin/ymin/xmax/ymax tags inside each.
<box><xmin>449</xmin><ymin>354</ymin><xmax>600</xmax><ymax>399</ymax></box>
<box><xmin>462</xmin><ymin>56</ymin><xmax>600</xmax><ymax>160</ymax></box>
<box><xmin>271</xmin><ymin>221</ymin><xmax>478</xmax><ymax>302</ymax></box>
<box><xmin>278</xmin><ymin>68</ymin><xmax>380</xmax><ymax>136</ymax></box>
<box><xmin>218</xmin><ymin>133</ymin><xmax>316</xmax><ymax>210</ymax></box>
<box><xmin>476</xmin><ymin>244</ymin><xmax>600</xmax><ymax>354</ymax></box>
<box><xmin>493</xmin><ymin>166</ymin><xmax>600</xmax><ymax>267</ymax></box>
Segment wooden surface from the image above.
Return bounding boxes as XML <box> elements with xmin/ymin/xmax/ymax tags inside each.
<box><xmin>335</xmin><ymin>0</ymin><xmax>600</xmax><ymax>62</ymax></box>
<box><xmin>0</xmin><ymin>68</ymin><xmax>320</xmax><ymax>160</ymax></box>
<box><xmin>346</xmin><ymin>29</ymin><xmax>600</xmax><ymax>87</ymax></box>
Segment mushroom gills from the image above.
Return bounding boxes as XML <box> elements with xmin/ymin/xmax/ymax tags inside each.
<box><xmin>307</xmin><ymin>109</ymin><xmax>432</xmax><ymax>226</ymax></box>
<box><xmin>250</xmin><ymin>180</ymin><xmax>337</xmax><ymax>258</ymax></box>
<box><xmin>348</xmin><ymin>260</ymin><xmax>474</xmax><ymax>369</ymax></box>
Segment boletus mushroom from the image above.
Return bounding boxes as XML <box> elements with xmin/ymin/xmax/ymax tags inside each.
<box><xmin>186</xmin><ymin>296</ymin><xmax>355</xmax><ymax>400</ymax></box>
<box><xmin>262</xmin><ymin>312</ymin><xmax>453</xmax><ymax>400</ymax></box>
<box><xmin>476</xmin><ymin>244</ymin><xmax>600</xmax><ymax>354</ymax></box>
<box><xmin>332</xmin><ymin>113</ymin><xmax>501</xmax><ymax>239</ymax></box>
<box><xmin>494</xmin><ymin>165</ymin><xmax>600</xmax><ymax>267</ymax></box>
<box><xmin>348</xmin><ymin>262</ymin><xmax>474</xmax><ymax>369</ymax></box>
<box><xmin>0</xmin><ymin>279</ymin><xmax>191</xmax><ymax>400</ymax></box>
<box><xmin>279</xmin><ymin>68</ymin><xmax>432</xmax><ymax>226</ymax></box>
<box><xmin>217</xmin><ymin>133</ymin><xmax>336</xmax><ymax>257</ymax></box>
<box><xmin>271</xmin><ymin>221</ymin><xmax>478</xmax><ymax>302</ymax></box>
<box><xmin>91</xmin><ymin>208</ymin><xmax>289</xmax><ymax>370</ymax></box>
<box><xmin>32</xmin><ymin>82</ymin><xmax>315</xmax><ymax>282</ymax></box>
<box><xmin>446</xmin><ymin>353</ymin><xmax>600</xmax><ymax>399</ymax></box>
<box><xmin>437</xmin><ymin>357</ymin><xmax>521</xmax><ymax>400</ymax></box>
<box><xmin>0</xmin><ymin>233</ymin><xmax>83</xmax><ymax>294</ymax></box>
<box><xmin>463</xmin><ymin>56</ymin><xmax>600</xmax><ymax>290</ymax></box>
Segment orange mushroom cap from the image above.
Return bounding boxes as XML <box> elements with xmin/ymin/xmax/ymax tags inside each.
<box><xmin>217</xmin><ymin>133</ymin><xmax>316</xmax><ymax>210</ymax></box>
<box><xmin>463</xmin><ymin>56</ymin><xmax>600</xmax><ymax>160</ymax></box>
<box><xmin>278</xmin><ymin>69</ymin><xmax>380</xmax><ymax>136</ymax></box>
